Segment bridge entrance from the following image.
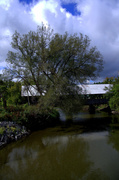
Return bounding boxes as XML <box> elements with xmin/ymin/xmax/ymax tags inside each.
<box><xmin>77</xmin><ymin>84</ymin><xmax>112</xmax><ymax>114</ymax></box>
<box><xmin>82</xmin><ymin>94</ymin><xmax>109</xmax><ymax>114</ymax></box>
<box><xmin>83</xmin><ymin>94</ymin><xmax>108</xmax><ymax>105</ymax></box>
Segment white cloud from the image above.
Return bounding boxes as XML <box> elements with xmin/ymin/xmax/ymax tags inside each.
<box><xmin>0</xmin><ymin>0</ymin><xmax>119</xmax><ymax>80</ymax></box>
<box><xmin>31</xmin><ymin>0</ymin><xmax>82</xmax><ymax>34</ymax></box>
<box><xmin>0</xmin><ymin>0</ymin><xmax>36</xmax><ymax>65</ymax></box>
<box><xmin>76</xmin><ymin>0</ymin><xmax>119</xmax><ymax>78</ymax></box>
<box><xmin>0</xmin><ymin>0</ymin><xmax>13</xmax><ymax>10</ymax></box>
<box><xmin>31</xmin><ymin>0</ymin><xmax>59</xmax><ymax>25</ymax></box>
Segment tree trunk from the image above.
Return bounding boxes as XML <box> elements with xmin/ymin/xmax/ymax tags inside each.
<box><xmin>2</xmin><ymin>97</ymin><xmax>7</xmax><ymax>109</ymax></box>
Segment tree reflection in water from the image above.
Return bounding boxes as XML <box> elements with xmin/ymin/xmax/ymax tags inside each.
<box><xmin>0</xmin><ymin>126</ymin><xmax>119</xmax><ymax>180</ymax></box>
<box><xmin>108</xmin><ymin>130</ymin><xmax>119</xmax><ymax>152</ymax></box>
<box><xmin>0</xmin><ymin>133</ymin><xmax>92</xmax><ymax>180</ymax></box>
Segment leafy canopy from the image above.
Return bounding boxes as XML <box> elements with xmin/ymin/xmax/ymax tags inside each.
<box><xmin>4</xmin><ymin>24</ymin><xmax>103</xmax><ymax>112</ymax></box>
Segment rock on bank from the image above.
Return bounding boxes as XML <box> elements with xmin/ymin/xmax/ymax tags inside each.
<box><xmin>0</xmin><ymin>121</ymin><xmax>30</xmax><ymax>149</ymax></box>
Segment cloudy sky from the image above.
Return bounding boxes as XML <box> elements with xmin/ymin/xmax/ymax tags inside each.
<box><xmin>0</xmin><ymin>0</ymin><xmax>119</xmax><ymax>82</ymax></box>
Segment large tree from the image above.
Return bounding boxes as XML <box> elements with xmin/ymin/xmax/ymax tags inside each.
<box><xmin>4</xmin><ymin>24</ymin><xmax>103</xmax><ymax>112</ymax></box>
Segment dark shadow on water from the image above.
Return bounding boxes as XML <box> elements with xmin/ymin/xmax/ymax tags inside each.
<box><xmin>59</xmin><ymin>111</ymin><xmax>113</xmax><ymax>133</ymax></box>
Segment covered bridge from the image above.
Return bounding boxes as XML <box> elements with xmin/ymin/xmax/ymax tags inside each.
<box><xmin>77</xmin><ymin>84</ymin><xmax>112</xmax><ymax>105</ymax></box>
<box><xmin>21</xmin><ymin>84</ymin><xmax>112</xmax><ymax>97</ymax></box>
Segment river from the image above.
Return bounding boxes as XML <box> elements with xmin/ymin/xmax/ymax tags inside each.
<box><xmin>0</xmin><ymin>111</ymin><xmax>119</xmax><ymax>180</ymax></box>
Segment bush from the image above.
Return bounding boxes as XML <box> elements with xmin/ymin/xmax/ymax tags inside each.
<box><xmin>21</xmin><ymin>105</ymin><xmax>60</xmax><ymax>130</ymax></box>
<box><xmin>0</xmin><ymin>105</ymin><xmax>60</xmax><ymax>131</ymax></box>
<box><xmin>6</xmin><ymin>105</ymin><xmax>24</xmax><ymax>113</ymax></box>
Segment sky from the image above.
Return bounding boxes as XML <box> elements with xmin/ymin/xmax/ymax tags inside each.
<box><xmin>0</xmin><ymin>0</ymin><xmax>119</xmax><ymax>82</ymax></box>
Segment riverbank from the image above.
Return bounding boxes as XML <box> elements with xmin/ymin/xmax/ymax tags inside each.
<box><xmin>0</xmin><ymin>121</ymin><xmax>30</xmax><ymax>149</ymax></box>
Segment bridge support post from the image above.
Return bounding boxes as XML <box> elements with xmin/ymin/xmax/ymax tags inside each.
<box><xmin>89</xmin><ymin>105</ymin><xmax>95</xmax><ymax>114</ymax></box>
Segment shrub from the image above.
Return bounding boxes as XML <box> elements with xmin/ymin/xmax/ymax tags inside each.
<box><xmin>20</xmin><ymin>105</ymin><xmax>60</xmax><ymax>130</ymax></box>
<box><xmin>0</xmin><ymin>104</ymin><xmax>60</xmax><ymax>131</ymax></box>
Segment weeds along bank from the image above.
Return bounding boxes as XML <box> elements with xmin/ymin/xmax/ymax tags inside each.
<box><xmin>0</xmin><ymin>105</ymin><xmax>60</xmax><ymax>148</ymax></box>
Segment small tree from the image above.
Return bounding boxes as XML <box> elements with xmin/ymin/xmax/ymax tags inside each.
<box><xmin>103</xmin><ymin>77</ymin><xmax>115</xmax><ymax>84</ymax></box>
<box><xmin>4</xmin><ymin>24</ymin><xmax>103</xmax><ymax>112</ymax></box>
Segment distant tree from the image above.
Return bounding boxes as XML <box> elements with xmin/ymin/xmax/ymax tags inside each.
<box><xmin>4</xmin><ymin>24</ymin><xmax>103</xmax><ymax>112</ymax></box>
<box><xmin>108</xmin><ymin>84</ymin><xmax>119</xmax><ymax>110</ymax></box>
<box><xmin>104</xmin><ymin>76</ymin><xmax>119</xmax><ymax>110</ymax></box>
<box><xmin>103</xmin><ymin>77</ymin><xmax>115</xmax><ymax>84</ymax></box>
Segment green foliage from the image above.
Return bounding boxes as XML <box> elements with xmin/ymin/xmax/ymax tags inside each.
<box><xmin>109</xmin><ymin>84</ymin><xmax>119</xmax><ymax>110</ymax></box>
<box><xmin>0</xmin><ymin>106</ymin><xmax>23</xmax><ymax>122</ymax></box>
<box><xmin>0</xmin><ymin>77</ymin><xmax>27</xmax><ymax>109</ymax></box>
<box><xmin>19</xmin><ymin>105</ymin><xmax>60</xmax><ymax>130</ymax></box>
<box><xmin>103</xmin><ymin>77</ymin><xmax>115</xmax><ymax>84</ymax></box>
<box><xmin>0</xmin><ymin>104</ymin><xmax>59</xmax><ymax>131</ymax></box>
<box><xmin>0</xmin><ymin>127</ymin><xmax>5</xmax><ymax>135</ymax></box>
<box><xmin>104</xmin><ymin>76</ymin><xmax>119</xmax><ymax>111</ymax></box>
<box><xmin>0</xmin><ymin>77</ymin><xmax>8</xmax><ymax>108</ymax></box>
<box><xmin>108</xmin><ymin>129</ymin><xmax>119</xmax><ymax>152</ymax></box>
<box><xmin>4</xmin><ymin>24</ymin><xmax>103</xmax><ymax>113</ymax></box>
<box><xmin>10</xmin><ymin>126</ymin><xmax>16</xmax><ymax>132</ymax></box>
<box><xmin>7</xmin><ymin>82</ymin><xmax>22</xmax><ymax>105</ymax></box>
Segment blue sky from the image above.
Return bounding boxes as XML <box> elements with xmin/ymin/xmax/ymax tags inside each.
<box><xmin>19</xmin><ymin>0</ymin><xmax>80</xmax><ymax>16</ymax></box>
<box><xmin>62</xmin><ymin>3</ymin><xmax>81</xmax><ymax>16</ymax></box>
<box><xmin>19</xmin><ymin>0</ymin><xmax>33</xmax><ymax>4</ymax></box>
<box><xmin>0</xmin><ymin>0</ymin><xmax>119</xmax><ymax>82</ymax></box>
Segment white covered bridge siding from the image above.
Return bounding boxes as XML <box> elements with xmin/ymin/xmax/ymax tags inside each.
<box><xmin>21</xmin><ymin>84</ymin><xmax>112</xmax><ymax>105</ymax></box>
<box><xmin>78</xmin><ymin>84</ymin><xmax>111</xmax><ymax>95</ymax></box>
<box><xmin>78</xmin><ymin>84</ymin><xmax>112</xmax><ymax>105</ymax></box>
<box><xmin>21</xmin><ymin>85</ymin><xmax>46</xmax><ymax>97</ymax></box>
<box><xmin>21</xmin><ymin>84</ymin><xmax>111</xmax><ymax>96</ymax></box>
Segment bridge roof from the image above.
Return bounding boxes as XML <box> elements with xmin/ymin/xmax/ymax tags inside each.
<box><xmin>78</xmin><ymin>84</ymin><xmax>112</xmax><ymax>95</ymax></box>
<box><xmin>21</xmin><ymin>84</ymin><xmax>112</xmax><ymax>96</ymax></box>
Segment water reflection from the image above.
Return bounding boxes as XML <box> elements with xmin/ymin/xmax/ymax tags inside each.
<box><xmin>0</xmin><ymin>132</ymin><xmax>92</xmax><ymax>180</ymax></box>
<box><xmin>59</xmin><ymin>109</ymin><xmax>111</xmax><ymax>122</ymax></box>
<box><xmin>80</xmin><ymin>131</ymin><xmax>119</xmax><ymax>180</ymax></box>
<box><xmin>108</xmin><ymin>130</ymin><xmax>119</xmax><ymax>152</ymax></box>
<box><xmin>1</xmin><ymin>112</ymin><xmax>119</xmax><ymax>179</ymax></box>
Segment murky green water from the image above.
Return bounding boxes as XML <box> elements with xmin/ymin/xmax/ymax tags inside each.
<box><xmin>0</xmin><ymin>112</ymin><xmax>119</xmax><ymax>180</ymax></box>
